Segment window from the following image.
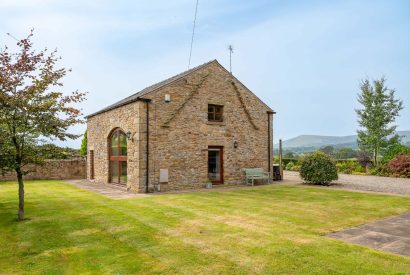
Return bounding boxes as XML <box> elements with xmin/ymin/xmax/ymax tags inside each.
<box><xmin>109</xmin><ymin>129</ymin><xmax>127</xmax><ymax>184</ymax></box>
<box><xmin>208</xmin><ymin>104</ymin><xmax>223</xmax><ymax>122</ymax></box>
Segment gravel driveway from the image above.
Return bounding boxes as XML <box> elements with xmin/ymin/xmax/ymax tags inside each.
<box><xmin>284</xmin><ymin>171</ymin><xmax>410</xmax><ymax>196</ymax></box>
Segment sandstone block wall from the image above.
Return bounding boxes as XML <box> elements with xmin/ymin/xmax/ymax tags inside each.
<box><xmin>143</xmin><ymin>61</ymin><xmax>273</xmax><ymax>191</ymax></box>
<box><xmin>86</xmin><ymin>101</ymin><xmax>142</xmax><ymax>191</ymax></box>
<box><xmin>86</xmin><ymin>60</ymin><xmax>273</xmax><ymax>192</ymax></box>
<box><xmin>0</xmin><ymin>159</ymin><xmax>86</xmax><ymax>181</ymax></box>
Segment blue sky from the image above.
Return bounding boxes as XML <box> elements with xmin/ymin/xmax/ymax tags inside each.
<box><xmin>1</xmin><ymin>0</ymin><xmax>409</xmax><ymax>148</ymax></box>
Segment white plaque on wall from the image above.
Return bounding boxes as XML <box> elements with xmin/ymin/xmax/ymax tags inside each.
<box><xmin>159</xmin><ymin>169</ymin><xmax>168</xmax><ymax>183</ymax></box>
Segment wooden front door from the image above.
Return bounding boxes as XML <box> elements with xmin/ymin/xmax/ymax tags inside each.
<box><xmin>208</xmin><ymin>146</ymin><xmax>224</xmax><ymax>184</ymax></box>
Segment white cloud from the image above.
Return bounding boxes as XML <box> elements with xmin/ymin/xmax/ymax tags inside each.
<box><xmin>2</xmin><ymin>0</ymin><xmax>409</xmax><ymax>148</ymax></box>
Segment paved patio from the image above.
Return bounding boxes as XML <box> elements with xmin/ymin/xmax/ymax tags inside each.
<box><xmin>329</xmin><ymin>212</ymin><xmax>410</xmax><ymax>257</ymax></box>
<box><xmin>64</xmin><ymin>179</ymin><xmax>148</xmax><ymax>199</ymax></box>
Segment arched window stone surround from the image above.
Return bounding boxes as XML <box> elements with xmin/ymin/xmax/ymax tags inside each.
<box><xmin>108</xmin><ymin>128</ymin><xmax>127</xmax><ymax>185</ymax></box>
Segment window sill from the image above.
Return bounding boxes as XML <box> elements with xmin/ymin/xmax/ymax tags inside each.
<box><xmin>206</xmin><ymin>121</ymin><xmax>226</xmax><ymax>126</ymax></box>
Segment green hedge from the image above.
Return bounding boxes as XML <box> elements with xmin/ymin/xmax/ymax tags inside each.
<box><xmin>282</xmin><ymin>158</ymin><xmax>299</xmax><ymax>166</ymax></box>
<box><xmin>336</xmin><ymin>160</ymin><xmax>366</xmax><ymax>174</ymax></box>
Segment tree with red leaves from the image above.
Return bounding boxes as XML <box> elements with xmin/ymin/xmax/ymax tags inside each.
<box><xmin>0</xmin><ymin>30</ymin><xmax>86</xmax><ymax>221</ymax></box>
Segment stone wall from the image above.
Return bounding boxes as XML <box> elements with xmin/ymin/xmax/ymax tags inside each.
<box><xmin>142</xmin><ymin>61</ymin><xmax>273</xmax><ymax>191</ymax></box>
<box><xmin>86</xmin><ymin>100</ymin><xmax>142</xmax><ymax>191</ymax></box>
<box><xmin>0</xmin><ymin>158</ymin><xmax>86</xmax><ymax>181</ymax></box>
<box><xmin>86</xmin><ymin>60</ymin><xmax>274</xmax><ymax>192</ymax></box>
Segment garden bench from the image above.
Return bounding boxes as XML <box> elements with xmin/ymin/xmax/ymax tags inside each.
<box><xmin>245</xmin><ymin>168</ymin><xmax>271</xmax><ymax>186</ymax></box>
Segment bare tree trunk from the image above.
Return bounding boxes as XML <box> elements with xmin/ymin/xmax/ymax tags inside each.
<box><xmin>17</xmin><ymin>170</ymin><xmax>24</xmax><ymax>221</ymax></box>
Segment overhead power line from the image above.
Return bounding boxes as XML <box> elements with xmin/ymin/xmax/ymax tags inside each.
<box><xmin>188</xmin><ymin>0</ymin><xmax>199</xmax><ymax>69</ymax></box>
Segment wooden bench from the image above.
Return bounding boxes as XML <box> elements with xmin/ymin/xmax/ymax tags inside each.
<box><xmin>245</xmin><ymin>168</ymin><xmax>271</xmax><ymax>186</ymax></box>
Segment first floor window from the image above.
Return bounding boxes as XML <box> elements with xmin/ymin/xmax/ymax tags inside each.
<box><xmin>208</xmin><ymin>104</ymin><xmax>223</xmax><ymax>122</ymax></box>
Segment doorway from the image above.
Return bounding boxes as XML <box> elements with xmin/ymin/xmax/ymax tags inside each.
<box><xmin>208</xmin><ymin>146</ymin><xmax>223</xmax><ymax>184</ymax></box>
<box><xmin>109</xmin><ymin>128</ymin><xmax>127</xmax><ymax>186</ymax></box>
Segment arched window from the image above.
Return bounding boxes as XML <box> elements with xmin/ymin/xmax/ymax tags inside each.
<box><xmin>109</xmin><ymin>129</ymin><xmax>127</xmax><ymax>184</ymax></box>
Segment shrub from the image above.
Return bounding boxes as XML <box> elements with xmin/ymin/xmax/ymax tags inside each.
<box><xmin>282</xmin><ymin>158</ymin><xmax>299</xmax><ymax>166</ymax></box>
<box><xmin>382</xmin><ymin>144</ymin><xmax>410</xmax><ymax>163</ymax></box>
<box><xmin>300</xmin><ymin>151</ymin><xmax>338</xmax><ymax>185</ymax></box>
<box><xmin>336</xmin><ymin>160</ymin><xmax>365</xmax><ymax>174</ymax></box>
<box><xmin>353</xmin><ymin>165</ymin><xmax>366</xmax><ymax>174</ymax></box>
<box><xmin>357</xmin><ymin>150</ymin><xmax>373</xmax><ymax>167</ymax></box>
<box><xmin>369</xmin><ymin>163</ymin><xmax>391</xmax><ymax>177</ymax></box>
<box><xmin>291</xmin><ymin>165</ymin><xmax>301</xmax><ymax>172</ymax></box>
<box><xmin>285</xmin><ymin>161</ymin><xmax>295</xmax><ymax>171</ymax></box>
<box><xmin>336</xmin><ymin>161</ymin><xmax>353</xmax><ymax>174</ymax></box>
<box><xmin>388</xmin><ymin>154</ymin><xmax>410</xmax><ymax>178</ymax></box>
<box><xmin>80</xmin><ymin>130</ymin><xmax>87</xmax><ymax>157</ymax></box>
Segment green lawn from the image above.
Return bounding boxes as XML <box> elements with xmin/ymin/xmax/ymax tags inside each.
<box><xmin>1</xmin><ymin>181</ymin><xmax>410</xmax><ymax>274</ymax></box>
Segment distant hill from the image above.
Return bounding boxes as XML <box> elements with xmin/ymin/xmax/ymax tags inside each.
<box><xmin>282</xmin><ymin>135</ymin><xmax>357</xmax><ymax>149</ymax></box>
<box><xmin>278</xmin><ymin>131</ymin><xmax>410</xmax><ymax>153</ymax></box>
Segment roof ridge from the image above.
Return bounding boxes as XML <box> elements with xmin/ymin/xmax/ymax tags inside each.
<box><xmin>135</xmin><ymin>59</ymin><xmax>217</xmax><ymax>99</ymax></box>
<box><xmin>86</xmin><ymin>59</ymin><xmax>218</xmax><ymax>118</ymax></box>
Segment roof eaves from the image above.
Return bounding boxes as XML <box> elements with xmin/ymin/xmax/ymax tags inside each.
<box><xmin>85</xmin><ymin>97</ymin><xmax>142</xmax><ymax>119</ymax></box>
<box><xmin>85</xmin><ymin>59</ymin><xmax>218</xmax><ymax>119</ymax></box>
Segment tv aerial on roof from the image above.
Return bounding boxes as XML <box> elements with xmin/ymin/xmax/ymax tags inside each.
<box><xmin>228</xmin><ymin>45</ymin><xmax>234</xmax><ymax>73</ymax></box>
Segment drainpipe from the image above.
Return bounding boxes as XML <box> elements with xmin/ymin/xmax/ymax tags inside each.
<box><xmin>138</xmin><ymin>98</ymin><xmax>152</xmax><ymax>193</ymax></box>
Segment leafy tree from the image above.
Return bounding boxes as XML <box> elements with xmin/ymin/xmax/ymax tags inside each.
<box><xmin>80</xmin><ymin>130</ymin><xmax>87</xmax><ymax>157</ymax></box>
<box><xmin>285</xmin><ymin>161</ymin><xmax>295</xmax><ymax>171</ymax></box>
<box><xmin>319</xmin><ymin>145</ymin><xmax>335</xmax><ymax>157</ymax></box>
<box><xmin>334</xmin><ymin>147</ymin><xmax>357</xmax><ymax>159</ymax></box>
<box><xmin>357</xmin><ymin>150</ymin><xmax>372</xmax><ymax>167</ymax></box>
<box><xmin>37</xmin><ymin>143</ymin><xmax>80</xmax><ymax>159</ymax></box>
<box><xmin>356</xmin><ymin>77</ymin><xmax>403</xmax><ymax>166</ymax></box>
<box><xmin>382</xmin><ymin>143</ymin><xmax>410</xmax><ymax>163</ymax></box>
<box><xmin>284</xmin><ymin>151</ymin><xmax>295</xmax><ymax>158</ymax></box>
<box><xmin>0</xmin><ymin>31</ymin><xmax>86</xmax><ymax>221</ymax></box>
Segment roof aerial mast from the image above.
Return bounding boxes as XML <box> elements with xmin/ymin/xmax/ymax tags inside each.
<box><xmin>228</xmin><ymin>45</ymin><xmax>234</xmax><ymax>74</ymax></box>
<box><xmin>188</xmin><ymin>0</ymin><xmax>199</xmax><ymax>69</ymax></box>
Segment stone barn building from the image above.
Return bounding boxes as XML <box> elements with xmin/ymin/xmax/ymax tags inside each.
<box><xmin>86</xmin><ymin>60</ymin><xmax>274</xmax><ymax>192</ymax></box>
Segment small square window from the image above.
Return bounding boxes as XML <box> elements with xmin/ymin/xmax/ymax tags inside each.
<box><xmin>208</xmin><ymin>104</ymin><xmax>223</xmax><ymax>122</ymax></box>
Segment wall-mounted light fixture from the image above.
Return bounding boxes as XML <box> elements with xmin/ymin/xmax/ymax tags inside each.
<box><xmin>234</xmin><ymin>141</ymin><xmax>238</xmax><ymax>149</ymax></box>
<box><xmin>164</xmin><ymin>94</ymin><xmax>171</xmax><ymax>103</ymax></box>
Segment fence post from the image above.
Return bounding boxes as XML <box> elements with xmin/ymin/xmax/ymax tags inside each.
<box><xmin>279</xmin><ymin>139</ymin><xmax>283</xmax><ymax>180</ymax></box>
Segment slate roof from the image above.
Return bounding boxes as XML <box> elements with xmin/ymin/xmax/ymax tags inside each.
<box><xmin>85</xmin><ymin>60</ymin><xmax>218</xmax><ymax>118</ymax></box>
<box><xmin>86</xmin><ymin>59</ymin><xmax>273</xmax><ymax>118</ymax></box>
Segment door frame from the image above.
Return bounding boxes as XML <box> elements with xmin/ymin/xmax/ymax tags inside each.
<box><xmin>108</xmin><ymin>128</ymin><xmax>128</xmax><ymax>186</ymax></box>
<box><xmin>208</xmin><ymin>146</ymin><xmax>224</xmax><ymax>185</ymax></box>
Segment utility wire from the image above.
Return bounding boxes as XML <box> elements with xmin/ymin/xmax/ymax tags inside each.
<box><xmin>188</xmin><ymin>0</ymin><xmax>199</xmax><ymax>69</ymax></box>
